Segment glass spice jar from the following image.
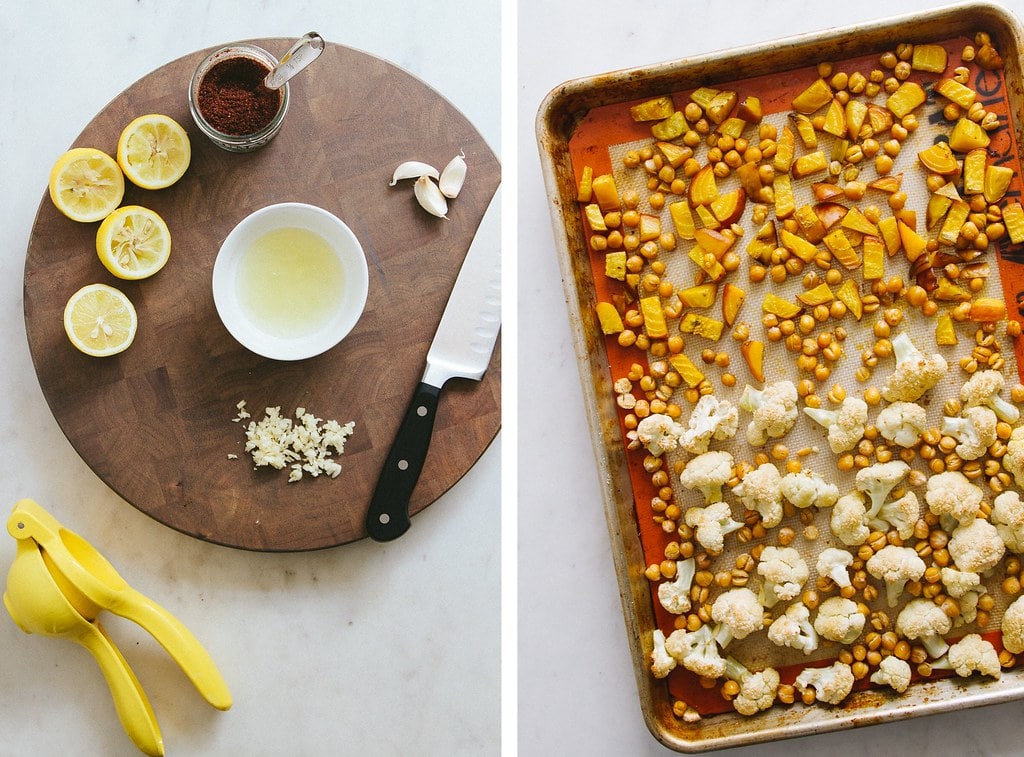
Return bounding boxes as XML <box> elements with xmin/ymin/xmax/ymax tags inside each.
<box><xmin>188</xmin><ymin>43</ymin><xmax>290</xmax><ymax>152</ymax></box>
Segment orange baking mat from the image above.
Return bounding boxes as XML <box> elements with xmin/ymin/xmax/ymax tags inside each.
<box><xmin>568</xmin><ymin>36</ymin><xmax>1024</xmax><ymax>715</ymax></box>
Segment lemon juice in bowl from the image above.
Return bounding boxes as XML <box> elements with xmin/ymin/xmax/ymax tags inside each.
<box><xmin>212</xmin><ymin>202</ymin><xmax>369</xmax><ymax>361</ymax></box>
<box><xmin>236</xmin><ymin>226</ymin><xmax>345</xmax><ymax>339</ymax></box>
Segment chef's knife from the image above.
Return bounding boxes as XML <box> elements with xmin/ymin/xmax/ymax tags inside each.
<box><xmin>365</xmin><ymin>187</ymin><xmax>501</xmax><ymax>541</ymax></box>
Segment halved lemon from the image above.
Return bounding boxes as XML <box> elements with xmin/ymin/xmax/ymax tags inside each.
<box><xmin>48</xmin><ymin>148</ymin><xmax>125</xmax><ymax>223</ymax></box>
<box><xmin>117</xmin><ymin>114</ymin><xmax>191</xmax><ymax>190</ymax></box>
<box><xmin>63</xmin><ymin>284</ymin><xmax>138</xmax><ymax>357</ymax></box>
<box><xmin>96</xmin><ymin>205</ymin><xmax>171</xmax><ymax>280</ymax></box>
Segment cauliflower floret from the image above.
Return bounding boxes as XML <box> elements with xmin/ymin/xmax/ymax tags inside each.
<box><xmin>679</xmin><ymin>450</ymin><xmax>734</xmax><ymax>505</ymax></box>
<box><xmin>635</xmin><ymin>413</ymin><xmax>684</xmax><ymax>457</ymax></box>
<box><xmin>940</xmin><ymin>566</ymin><xmax>984</xmax><ymax>599</ymax></box>
<box><xmin>866</xmin><ymin>545</ymin><xmax>926</xmax><ymax>608</ymax></box>
<box><xmin>925</xmin><ymin>470</ymin><xmax>983</xmax><ymax>528</ymax></box>
<box><xmin>961</xmin><ymin>369</ymin><xmax>1020</xmax><ymax>423</ymax></box>
<box><xmin>732</xmin><ymin>462</ymin><xmax>784</xmax><ymax>529</ymax></box>
<box><xmin>802</xmin><ymin>396</ymin><xmax>868</xmax><ymax>454</ymax></box>
<box><xmin>780</xmin><ymin>469</ymin><xmax>839</xmax><ymax>509</ymax></box>
<box><xmin>870</xmin><ymin>655</ymin><xmax>912</xmax><ymax>693</ymax></box>
<box><xmin>794</xmin><ymin>661</ymin><xmax>855</xmax><ymax>706</ymax></box>
<box><xmin>679</xmin><ymin>394</ymin><xmax>739</xmax><ymax>455</ymax></box>
<box><xmin>756</xmin><ymin>546</ymin><xmax>809</xmax><ymax>608</ymax></box>
<box><xmin>724</xmin><ymin>657</ymin><xmax>780</xmax><ymax>716</ymax></box>
<box><xmin>881</xmin><ymin>331</ymin><xmax>948</xmax><ymax>402</ymax></box>
<box><xmin>738</xmin><ymin>380</ymin><xmax>798</xmax><ymax>446</ymax></box>
<box><xmin>830</xmin><ymin>492</ymin><xmax>871</xmax><ymax>547</ymax></box>
<box><xmin>941</xmin><ymin>405</ymin><xmax>998</xmax><ymax>461</ymax></box>
<box><xmin>664</xmin><ymin>624</ymin><xmax>726</xmax><ymax>679</ymax></box>
<box><xmin>855</xmin><ymin>460</ymin><xmax>910</xmax><ymax>520</ymax></box>
<box><xmin>1001</xmin><ymin>595</ymin><xmax>1024</xmax><ymax>654</ymax></box>
<box><xmin>767</xmin><ymin>601</ymin><xmax>819</xmax><ymax>655</ymax></box>
<box><xmin>711</xmin><ymin>587</ymin><xmax>765</xmax><ymax>648</ymax></box>
<box><xmin>956</xmin><ymin>590</ymin><xmax>983</xmax><ymax>627</ymax></box>
<box><xmin>875</xmin><ymin>401</ymin><xmax>928</xmax><ymax>448</ymax></box>
<box><xmin>816</xmin><ymin>547</ymin><xmax>854</xmax><ymax>588</ymax></box>
<box><xmin>658</xmin><ymin>558</ymin><xmax>696</xmax><ymax>615</ymax></box>
<box><xmin>939</xmin><ymin>566</ymin><xmax>987</xmax><ymax>627</ymax></box>
<box><xmin>896</xmin><ymin>598</ymin><xmax>952</xmax><ymax>659</ymax></box>
<box><xmin>868</xmin><ymin>491</ymin><xmax>920</xmax><ymax>540</ymax></box>
<box><xmin>1004</xmin><ymin>425</ymin><xmax>1024</xmax><ymax>488</ymax></box>
<box><xmin>650</xmin><ymin>629</ymin><xmax>677</xmax><ymax>678</ymax></box>
<box><xmin>813</xmin><ymin>596</ymin><xmax>866</xmax><ymax>644</ymax></box>
<box><xmin>948</xmin><ymin>517</ymin><xmax>1005</xmax><ymax>573</ymax></box>
<box><xmin>938</xmin><ymin>633</ymin><xmax>1001</xmax><ymax>679</ymax></box>
<box><xmin>684</xmin><ymin>502</ymin><xmax>744</xmax><ymax>555</ymax></box>
<box><xmin>991</xmin><ymin>489</ymin><xmax>1024</xmax><ymax>553</ymax></box>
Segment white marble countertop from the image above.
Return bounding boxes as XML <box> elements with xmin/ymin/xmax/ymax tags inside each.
<box><xmin>518</xmin><ymin>1</ymin><xmax>1024</xmax><ymax>755</ymax></box>
<box><xmin>0</xmin><ymin>2</ymin><xmax>500</xmax><ymax>756</ymax></box>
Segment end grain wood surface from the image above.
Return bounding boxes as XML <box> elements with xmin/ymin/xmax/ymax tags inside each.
<box><xmin>24</xmin><ymin>40</ymin><xmax>501</xmax><ymax>551</ymax></box>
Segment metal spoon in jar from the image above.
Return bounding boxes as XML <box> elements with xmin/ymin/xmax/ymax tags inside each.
<box><xmin>264</xmin><ymin>31</ymin><xmax>326</xmax><ymax>90</ymax></box>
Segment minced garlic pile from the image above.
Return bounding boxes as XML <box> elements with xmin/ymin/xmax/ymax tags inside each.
<box><xmin>232</xmin><ymin>401</ymin><xmax>355</xmax><ymax>482</ymax></box>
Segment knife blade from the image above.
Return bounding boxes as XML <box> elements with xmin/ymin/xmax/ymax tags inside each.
<box><xmin>365</xmin><ymin>186</ymin><xmax>501</xmax><ymax>541</ymax></box>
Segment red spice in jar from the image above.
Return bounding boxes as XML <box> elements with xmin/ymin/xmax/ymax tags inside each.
<box><xmin>197</xmin><ymin>56</ymin><xmax>282</xmax><ymax>136</ymax></box>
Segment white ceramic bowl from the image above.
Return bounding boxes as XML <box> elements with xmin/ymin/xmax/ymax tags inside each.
<box><xmin>212</xmin><ymin>203</ymin><xmax>369</xmax><ymax>360</ymax></box>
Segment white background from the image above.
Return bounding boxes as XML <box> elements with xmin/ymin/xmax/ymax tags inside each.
<box><xmin>0</xmin><ymin>2</ymin><xmax>500</xmax><ymax>756</ymax></box>
<box><xmin>518</xmin><ymin>0</ymin><xmax>1024</xmax><ymax>755</ymax></box>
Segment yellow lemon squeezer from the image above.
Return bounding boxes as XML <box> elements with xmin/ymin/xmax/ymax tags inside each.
<box><xmin>2</xmin><ymin>499</ymin><xmax>231</xmax><ymax>756</ymax></box>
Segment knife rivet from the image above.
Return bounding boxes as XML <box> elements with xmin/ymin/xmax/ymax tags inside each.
<box><xmin>398</xmin><ymin>460</ymin><xmax>409</xmax><ymax>471</ymax></box>
<box><xmin>416</xmin><ymin>405</ymin><xmax>428</xmax><ymax>417</ymax></box>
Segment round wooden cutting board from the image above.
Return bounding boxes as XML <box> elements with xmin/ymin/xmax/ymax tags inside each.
<box><xmin>24</xmin><ymin>40</ymin><xmax>501</xmax><ymax>551</ymax></box>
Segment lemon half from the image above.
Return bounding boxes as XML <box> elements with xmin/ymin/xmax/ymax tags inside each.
<box><xmin>63</xmin><ymin>283</ymin><xmax>138</xmax><ymax>357</ymax></box>
<box><xmin>48</xmin><ymin>148</ymin><xmax>125</xmax><ymax>223</ymax></box>
<box><xmin>117</xmin><ymin>114</ymin><xmax>191</xmax><ymax>190</ymax></box>
<box><xmin>96</xmin><ymin>205</ymin><xmax>171</xmax><ymax>280</ymax></box>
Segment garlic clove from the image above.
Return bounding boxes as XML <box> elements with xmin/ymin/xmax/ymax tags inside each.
<box><xmin>414</xmin><ymin>175</ymin><xmax>449</xmax><ymax>219</ymax></box>
<box><xmin>438</xmin><ymin>151</ymin><xmax>467</xmax><ymax>199</ymax></box>
<box><xmin>389</xmin><ymin>161</ymin><xmax>439</xmax><ymax>186</ymax></box>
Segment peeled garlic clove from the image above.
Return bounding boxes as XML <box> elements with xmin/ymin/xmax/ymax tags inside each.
<box><xmin>414</xmin><ymin>175</ymin><xmax>449</xmax><ymax>218</ymax></box>
<box><xmin>438</xmin><ymin>151</ymin><xmax>467</xmax><ymax>199</ymax></box>
<box><xmin>389</xmin><ymin>161</ymin><xmax>439</xmax><ymax>186</ymax></box>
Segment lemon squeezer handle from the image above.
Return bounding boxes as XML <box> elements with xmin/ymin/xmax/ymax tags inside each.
<box><xmin>7</xmin><ymin>500</ymin><xmax>230</xmax><ymax>709</ymax></box>
<box><xmin>115</xmin><ymin>587</ymin><xmax>232</xmax><ymax>711</ymax></box>
<box><xmin>78</xmin><ymin>622</ymin><xmax>164</xmax><ymax>757</ymax></box>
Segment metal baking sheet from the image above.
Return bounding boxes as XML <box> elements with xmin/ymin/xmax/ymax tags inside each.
<box><xmin>537</xmin><ymin>2</ymin><xmax>1024</xmax><ymax>750</ymax></box>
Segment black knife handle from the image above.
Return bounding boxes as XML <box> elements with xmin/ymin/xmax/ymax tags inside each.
<box><xmin>365</xmin><ymin>382</ymin><xmax>442</xmax><ymax>541</ymax></box>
